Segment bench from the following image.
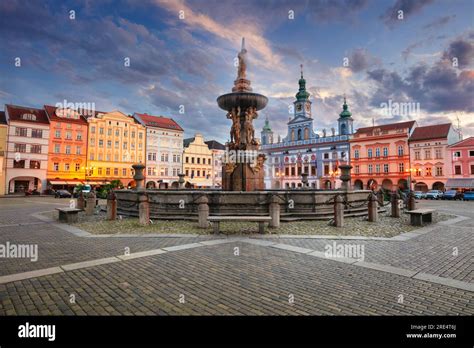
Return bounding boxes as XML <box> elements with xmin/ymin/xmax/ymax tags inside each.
<box><xmin>407</xmin><ymin>209</ymin><xmax>434</xmax><ymax>226</ymax></box>
<box><xmin>56</xmin><ymin>208</ymin><xmax>82</xmax><ymax>223</ymax></box>
<box><xmin>207</xmin><ymin>216</ymin><xmax>272</xmax><ymax>234</ymax></box>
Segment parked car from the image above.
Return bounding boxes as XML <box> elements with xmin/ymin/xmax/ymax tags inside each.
<box><xmin>413</xmin><ymin>191</ymin><xmax>423</xmax><ymax>199</ymax></box>
<box><xmin>55</xmin><ymin>190</ymin><xmax>72</xmax><ymax>198</ymax></box>
<box><xmin>463</xmin><ymin>191</ymin><xmax>474</xmax><ymax>201</ymax></box>
<box><xmin>442</xmin><ymin>190</ymin><xmax>463</xmax><ymax>200</ymax></box>
<box><xmin>426</xmin><ymin>190</ymin><xmax>443</xmax><ymax>200</ymax></box>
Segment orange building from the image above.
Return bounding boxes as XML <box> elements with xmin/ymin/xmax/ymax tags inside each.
<box><xmin>44</xmin><ymin>105</ymin><xmax>89</xmax><ymax>190</ymax></box>
<box><xmin>350</xmin><ymin>121</ymin><xmax>417</xmax><ymax>191</ymax></box>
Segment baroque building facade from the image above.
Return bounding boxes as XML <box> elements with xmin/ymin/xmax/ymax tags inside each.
<box><xmin>133</xmin><ymin>113</ymin><xmax>183</xmax><ymax>189</ymax></box>
<box><xmin>260</xmin><ymin>70</ymin><xmax>353</xmax><ymax>189</ymax></box>
<box><xmin>183</xmin><ymin>134</ymin><xmax>214</xmax><ymax>188</ymax></box>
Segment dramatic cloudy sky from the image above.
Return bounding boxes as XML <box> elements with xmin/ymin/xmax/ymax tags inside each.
<box><xmin>1</xmin><ymin>0</ymin><xmax>473</xmax><ymax>142</ymax></box>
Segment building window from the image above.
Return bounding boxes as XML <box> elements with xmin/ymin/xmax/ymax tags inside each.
<box><xmin>354</xmin><ymin>149</ymin><xmax>359</xmax><ymax>159</ymax></box>
<box><xmin>435</xmin><ymin>167</ymin><xmax>443</xmax><ymax>176</ymax></box>
<box><xmin>30</xmin><ymin>145</ymin><xmax>41</xmax><ymax>154</ymax></box>
<box><xmin>66</xmin><ymin>131</ymin><xmax>72</xmax><ymax>140</ymax></box>
<box><xmin>375</xmin><ymin>148</ymin><xmax>380</xmax><ymax>158</ymax></box>
<box><xmin>99</xmin><ymin>127</ymin><xmax>104</xmax><ymax>135</ymax></box>
<box><xmin>114</xmin><ymin>154</ymin><xmax>118</xmax><ymax>162</ymax></box>
<box><xmin>324</xmin><ymin>153</ymin><xmax>329</xmax><ymax>159</ymax></box>
<box><xmin>54</xmin><ymin>144</ymin><xmax>60</xmax><ymax>153</ymax></box>
<box><xmin>414</xmin><ymin>151</ymin><xmax>420</xmax><ymax>160</ymax></box>
<box><xmin>355</xmin><ymin>165</ymin><xmax>360</xmax><ymax>174</ymax></box>
<box><xmin>99</xmin><ymin>140</ymin><xmax>103</xmax><ymax>148</ymax></box>
<box><xmin>285</xmin><ymin>167</ymin><xmax>289</xmax><ymax>176</ymax></box>
<box><xmin>376</xmin><ymin>164</ymin><xmax>380</xmax><ymax>173</ymax></box>
<box><xmin>14</xmin><ymin>144</ymin><xmax>27</xmax><ymax>153</ymax></box>
<box><xmin>368</xmin><ymin>149</ymin><xmax>373</xmax><ymax>158</ymax></box>
<box><xmin>107</xmin><ymin>129</ymin><xmax>112</xmax><ymax>136</ymax></box>
<box><xmin>324</xmin><ymin>165</ymin><xmax>329</xmax><ymax>176</ymax></box>
<box><xmin>64</xmin><ymin>163</ymin><xmax>70</xmax><ymax>171</ymax></box>
<box><xmin>454</xmin><ymin>165</ymin><xmax>461</xmax><ymax>175</ymax></box>
<box><xmin>76</xmin><ymin>132</ymin><xmax>82</xmax><ymax>140</ymax></box>
<box><xmin>197</xmin><ymin>157</ymin><xmax>200</xmax><ymax>164</ymax></box>
<box><xmin>415</xmin><ymin>168</ymin><xmax>421</xmax><ymax>176</ymax></box>
<box><xmin>368</xmin><ymin>164</ymin><xmax>373</xmax><ymax>174</ymax></box>
<box><xmin>398</xmin><ymin>163</ymin><xmax>404</xmax><ymax>173</ymax></box>
<box><xmin>55</xmin><ymin>130</ymin><xmax>61</xmax><ymax>138</ymax></box>
<box><xmin>91</xmin><ymin>126</ymin><xmax>95</xmax><ymax>134</ymax></box>
<box><xmin>107</xmin><ymin>140</ymin><xmax>111</xmax><ymax>148</ymax></box>
<box><xmin>30</xmin><ymin>161</ymin><xmax>40</xmax><ymax>169</ymax></box>
<box><xmin>115</xmin><ymin>129</ymin><xmax>119</xmax><ymax>137</ymax></box>
<box><xmin>15</xmin><ymin>128</ymin><xmax>28</xmax><ymax>137</ymax></box>
<box><xmin>292</xmin><ymin>167</ymin><xmax>296</xmax><ymax>176</ymax></box>
<box><xmin>98</xmin><ymin>168</ymin><xmax>103</xmax><ymax>175</ymax></box>
<box><xmin>398</xmin><ymin>145</ymin><xmax>404</xmax><ymax>156</ymax></box>
<box><xmin>471</xmin><ymin>165</ymin><xmax>474</xmax><ymax>174</ymax></box>
<box><xmin>424</xmin><ymin>150</ymin><xmax>431</xmax><ymax>160</ymax></box>
<box><xmin>185</xmin><ymin>169</ymin><xmax>189</xmax><ymax>176</ymax></box>
<box><xmin>106</xmin><ymin>168</ymin><xmax>111</xmax><ymax>175</ymax></box>
<box><xmin>384</xmin><ymin>164</ymin><xmax>389</xmax><ymax>173</ymax></box>
<box><xmin>122</xmin><ymin>168</ymin><xmax>127</xmax><ymax>176</ymax></box>
<box><xmin>453</xmin><ymin>151</ymin><xmax>461</xmax><ymax>158</ymax></box>
<box><xmin>383</xmin><ymin>147</ymin><xmax>388</xmax><ymax>157</ymax></box>
<box><xmin>54</xmin><ymin>163</ymin><xmax>59</xmax><ymax>171</ymax></box>
<box><xmin>208</xmin><ymin>158</ymin><xmax>211</xmax><ymax>165</ymax></box>
<box><xmin>90</xmin><ymin>153</ymin><xmax>94</xmax><ymax>160</ymax></box>
<box><xmin>76</xmin><ymin>146</ymin><xmax>81</xmax><ymax>155</ymax></box>
<box><xmin>470</xmin><ymin>150</ymin><xmax>474</xmax><ymax>157</ymax></box>
<box><xmin>114</xmin><ymin>168</ymin><xmax>118</xmax><ymax>176</ymax></box>
<box><xmin>435</xmin><ymin>149</ymin><xmax>442</xmax><ymax>159</ymax></box>
<box><xmin>13</xmin><ymin>160</ymin><xmax>25</xmax><ymax>168</ymax></box>
<box><xmin>65</xmin><ymin>146</ymin><xmax>71</xmax><ymax>154</ymax></box>
<box><xmin>426</xmin><ymin>167</ymin><xmax>432</xmax><ymax>176</ymax></box>
<box><xmin>31</xmin><ymin>129</ymin><xmax>43</xmax><ymax>138</ymax></box>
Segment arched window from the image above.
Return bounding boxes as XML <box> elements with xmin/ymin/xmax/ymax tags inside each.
<box><xmin>340</xmin><ymin>123</ymin><xmax>346</xmax><ymax>135</ymax></box>
<box><xmin>304</xmin><ymin>128</ymin><xmax>309</xmax><ymax>140</ymax></box>
<box><xmin>291</xmin><ymin>130</ymin><xmax>295</xmax><ymax>141</ymax></box>
<box><xmin>262</xmin><ymin>135</ymin><xmax>266</xmax><ymax>145</ymax></box>
<box><xmin>297</xmin><ymin>129</ymin><xmax>302</xmax><ymax>140</ymax></box>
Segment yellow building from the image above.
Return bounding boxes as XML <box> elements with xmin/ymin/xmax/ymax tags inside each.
<box><xmin>183</xmin><ymin>134</ymin><xmax>213</xmax><ymax>188</ymax></box>
<box><xmin>0</xmin><ymin>111</ymin><xmax>8</xmax><ymax>195</ymax></box>
<box><xmin>86</xmin><ymin>111</ymin><xmax>146</xmax><ymax>188</ymax></box>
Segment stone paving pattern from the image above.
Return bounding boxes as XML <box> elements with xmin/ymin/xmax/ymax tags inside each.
<box><xmin>0</xmin><ymin>197</ymin><xmax>472</xmax><ymax>315</ymax></box>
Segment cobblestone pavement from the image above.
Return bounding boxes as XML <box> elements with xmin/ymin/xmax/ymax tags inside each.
<box><xmin>0</xmin><ymin>197</ymin><xmax>472</xmax><ymax>315</ymax></box>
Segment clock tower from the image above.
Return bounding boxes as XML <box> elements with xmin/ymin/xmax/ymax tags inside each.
<box><xmin>293</xmin><ymin>64</ymin><xmax>312</xmax><ymax>118</ymax></box>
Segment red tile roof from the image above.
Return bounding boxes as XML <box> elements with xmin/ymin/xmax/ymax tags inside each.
<box><xmin>409</xmin><ymin>123</ymin><xmax>451</xmax><ymax>142</ymax></box>
<box><xmin>5</xmin><ymin>104</ymin><xmax>50</xmax><ymax>125</ymax></box>
<box><xmin>134</xmin><ymin>113</ymin><xmax>183</xmax><ymax>131</ymax></box>
<box><xmin>355</xmin><ymin>120</ymin><xmax>416</xmax><ymax>135</ymax></box>
<box><xmin>44</xmin><ymin>105</ymin><xmax>88</xmax><ymax>125</ymax></box>
<box><xmin>449</xmin><ymin>136</ymin><xmax>474</xmax><ymax>148</ymax></box>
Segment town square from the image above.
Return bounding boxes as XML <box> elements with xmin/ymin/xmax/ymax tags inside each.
<box><xmin>0</xmin><ymin>0</ymin><xmax>473</xmax><ymax>346</ymax></box>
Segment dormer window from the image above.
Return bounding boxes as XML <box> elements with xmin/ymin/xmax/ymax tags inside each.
<box><xmin>21</xmin><ymin>113</ymin><xmax>36</xmax><ymax>121</ymax></box>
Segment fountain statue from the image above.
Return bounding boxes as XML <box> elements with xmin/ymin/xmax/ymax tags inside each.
<box><xmin>217</xmin><ymin>38</ymin><xmax>268</xmax><ymax>191</ymax></box>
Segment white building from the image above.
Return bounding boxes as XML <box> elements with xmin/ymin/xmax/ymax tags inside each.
<box><xmin>133</xmin><ymin>113</ymin><xmax>184</xmax><ymax>188</ymax></box>
<box><xmin>5</xmin><ymin>104</ymin><xmax>50</xmax><ymax>193</ymax></box>
<box><xmin>205</xmin><ymin>140</ymin><xmax>225</xmax><ymax>188</ymax></box>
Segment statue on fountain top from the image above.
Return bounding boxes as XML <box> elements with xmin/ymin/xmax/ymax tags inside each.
<box><xmin>232</xmin><ymin>37</ymin><xmax>252</xmax><ymax>92</ymax></box>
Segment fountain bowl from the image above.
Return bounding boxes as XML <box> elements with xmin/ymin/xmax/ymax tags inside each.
<box><xmin>217</xmin><ymin>92</ymin><xmax>268</xmax><ymax>111</ymax></box>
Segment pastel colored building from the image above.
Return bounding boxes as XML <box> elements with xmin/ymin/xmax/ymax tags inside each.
<box><xmin>408</xmin><ymin>123</ymin><xmax>459</xmax><ymax>192</ymax></box>
<box><xmin>4</xmin><ymin>104</ymin><xmax>50</xmax><ymax>193</ymax></box>
<box><xmin>350</xmin><ymin>120</ymin><xmax>417</xmax><ymax>191</ymax></box>
<box><xmin>0</xmin><ymin>111</ymin><xmax>7</xmax><ymax>195</ymax></box>
<box><xmin>183</xmin><ymin>134</ymin><xmax>213</xmax><ymax>188</ymax></box>
<box><xmin>86</xmin><ymin>111</ymin><xmax>146</xmax><ymax>187</ymax></box>
<box><xmin>205</xmin><ymin>140</ymin><xmax>226</xmax><ymax>188</ymax></box>
<box><xmin>446</xmin><ymin>137</ymin><xmax>474</xmax><ymax>191</ymax></box>
<box><xmin>260</xmin><ymin>71</ymin><xmax>353</xmax><ymax>189</ymax></box>
<box><xmin>44</xmin><ymin>105</ymin><xmax>89</xmax><ymax>190</ymax></box>
<box><xmin>133</xmin><ymin>113</ymin><xmax>184</xmax><ymax>189</ymax></box>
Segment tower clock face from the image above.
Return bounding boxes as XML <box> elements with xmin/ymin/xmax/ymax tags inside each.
<box><xmin>296</xmin><ymin>103</ymin><xmax>302</xmax><ymax>112</ymax></box>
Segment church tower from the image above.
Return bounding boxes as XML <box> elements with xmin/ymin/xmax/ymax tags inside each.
<box><xmin>338</xmin><ymin>96</ymin><xmax>354</xmax><ymax>135</ymax></box>
<box><xmin>260</xmin><ymin>116</ymin><xmax>273</xmax><ymax>145</ymax></box>
<box><xmin>293</xmin><ymin>64</ymin><xmax>312</xmax><ymax>119</ymax></box>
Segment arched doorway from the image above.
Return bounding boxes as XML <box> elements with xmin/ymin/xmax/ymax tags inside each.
<box><xmin>8</xmin><ymin>176</ymin><xmax>42</xmax><ymax>194</ymax></box>
<box><xmin>367</xmin><ymin>179</ymin><xmax>378</xmax><ymax>190</ymax></box>
<box><xmin>414</xmin><ymin>182</ymin><xmax>428</xmax><ymax>192</ymax></box>
<box><xmin>354</xmin><ymin>180</ymin><xmax>363</xmax><ymax>190</ymax></box>
<box><xmin>433</xmin><ymin>181</ymin><xmax>444</xmax><ymax>191</ymax></box>
<box><xmin>185</xmin><ymin>182</ymin><xmax>193</xmax><ymax>189</ymax></box>
<box><xmin>324</xmin><ymin>180</ymin><xmax>332</xmax><ymax>189</ymax></box>
<box><xmin>398</xmin><ymin>179</ymin><xmax>408</xmax><ymax>190</ymax></box>
<box><xmin>382</xmin><ymin>179</ymin><xmax>393</xmax><ymax>190</ymax></box>
<box><xmin>146</xmin><ymin>181</ymin><xmax>156</xmax><ymax>189</ymax></box>
<box><xmin>171</xmin><ymin>181</ymin><xmax>179</xmax><ymax>189</ymax></box>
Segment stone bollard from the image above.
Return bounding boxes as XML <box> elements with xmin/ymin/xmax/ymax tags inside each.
<box><xmin>85</xmin><ymin>191</ymin><xmax>96</xmax><ymax>216</ymax></box>
<box><xmin>178</xmin><ymin>173</ymin><xmax>186</xmax><ymax>189</ymax></box>
<box><xmin>196</xmin><ymin>195</ymin><xmax>209</xmax><ymax>229</ymax></box>
<box><xmin>368</xmin><ymin>192</ymin><xmax>378</xmax><ymax>222</ymax></box>
<box><xmin>132</xmin><ymin>163</ymin><xmax>146</xmax><ymax>192</ymax></box>
<box><xmin>391</xmin><ymin>191</ymin><xmax>401</xmax><ymax>218</ymax></box>
<box><xmin>138</xmin><ymin>192</ymin><xmax>150</xmax><ymax>225</ymax></box>
<box><xmin>106</xmin><ymin>191</ymin><xmax>117</xmax><ymax>221</ymax></box>
<box><xmin>77</xmin><ymin>192</ymin><xmax>85</xmax><ymax>211</ymax></box>
<box><xmin>269</xmin><ymin>195</ymin><xmax>282</xmax><ymax>228</ymax></box>
<box><xmin>407</xmin><ymin>191</ymin><xmax>416</xmax><ymax>211</ymax></box>
<box><xmin>377</xmin><ymin>190</ymin><xmax>384</xmax><ymax>206</ymax></box>
<box><xmin>333</xmin><ymin>194</ymin><xmax>344</xmax><ymax>227</ymax></box>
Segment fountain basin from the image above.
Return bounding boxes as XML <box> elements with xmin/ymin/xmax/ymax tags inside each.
<box><xmin>217</xmin><ymin>92</ymin><xmax>268</xmax><ymax>111</ymax></box>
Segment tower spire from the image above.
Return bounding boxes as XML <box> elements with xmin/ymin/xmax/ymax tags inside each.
<box><xmin>300</xmin><ymin>64</ymin><xmax>304</xmax><ymax>79</ymax></box>
<box><xmin>241</xmin><ymin>37</ymin><xmax>246</xmax><ymax>51</ymax></box>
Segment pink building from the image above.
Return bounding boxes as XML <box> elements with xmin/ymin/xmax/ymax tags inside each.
<box><xmin>447</xmin><ymin>137</ymin><xmax>474</xmax><ymax>191</ymax></box>
<box><xmin>408</xmin><ymin>123</ymin><xmax>459</xmax><ymax>192</ymax></box>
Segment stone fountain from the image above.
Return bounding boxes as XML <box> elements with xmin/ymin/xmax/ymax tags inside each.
<box><xmin>217</xmin><ymin>38</ymin><xmax>268</xmax><ymax>191</ymax></box>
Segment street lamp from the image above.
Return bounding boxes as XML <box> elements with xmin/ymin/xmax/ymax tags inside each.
<box><xmin>405</xmin><ymin>167</ymin><xmax>417</xmax><ymax>192</ymax></box>
<box><xmin>328</xmin><ymin>168</ymin><xmax>341</xmax><ymax>189</ymax></box>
